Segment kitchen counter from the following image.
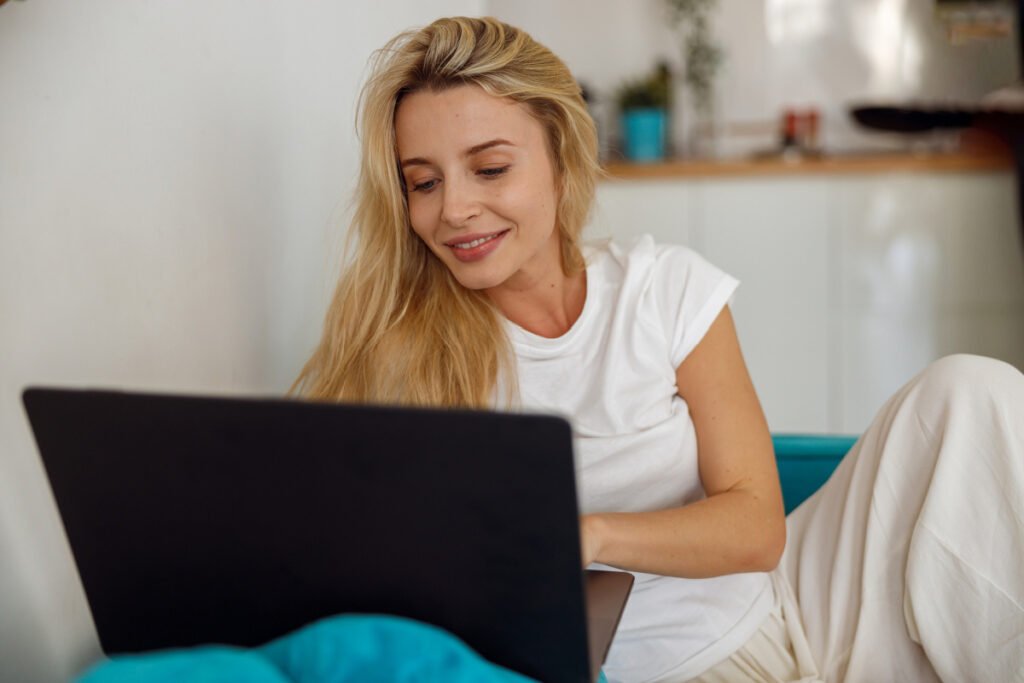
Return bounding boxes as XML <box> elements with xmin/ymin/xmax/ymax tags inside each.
<box><xmin>601</xmin><ymin>150</ymin><xmax>1012</xmax><ymax>180</ymax></box>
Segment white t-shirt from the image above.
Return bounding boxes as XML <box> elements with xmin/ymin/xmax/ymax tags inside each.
<box><xmin>506</xmin><ymin>235</ymin><xmax>773</xmax><ymax>683</ymax></box>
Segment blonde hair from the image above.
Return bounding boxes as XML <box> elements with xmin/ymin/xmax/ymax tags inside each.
<box><xmin>292</xmin><ymin>16</ymin><xmax>600</xmax><ymax>407</ymax></box>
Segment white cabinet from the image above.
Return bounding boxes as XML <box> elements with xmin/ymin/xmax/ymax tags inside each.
<box><xmin>834</xmin><ymin>172</ymin><xmax>1024</xmax><ymax>433</ymax></box>
<box><xmin>698</xmin><ymin>178</ymin><xmax>832</xmax><ymax>435</ymax></box>
<box><xmin>593</xmin><ymin>170</ymin><xmax>1024</xmax><ymax>434</ymax></box>
<box><xmin>590</xmin><ymin>180</ymin><xmax>697</xmax><ymax>245</ymax></box>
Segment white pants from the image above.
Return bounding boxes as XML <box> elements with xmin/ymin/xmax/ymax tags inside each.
<box><xmin>693</xmin><ymin>354</ymin><xmax>1024</xmax><ymax>682</ymax></box>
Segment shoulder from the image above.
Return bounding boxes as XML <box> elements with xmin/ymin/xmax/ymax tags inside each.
<box><xmin>583</xmin><ymin>234</ymin><xmax>723</xmax><ymax>291</ymax></box>
<box><xmin>586</xmin><ymin>234</ymin><xmax>739</xmax><ymax>367</ymax></box>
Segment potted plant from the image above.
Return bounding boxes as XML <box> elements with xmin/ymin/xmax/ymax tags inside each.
<box><xmin>616</xmin><ymin>63</ymin><xmax>671</xmax><ymax>162</ymax></box>
<box><xmin>664</xmin><ymin>0</ymin><xmax>724</xmax><ymax>156</ymax></box>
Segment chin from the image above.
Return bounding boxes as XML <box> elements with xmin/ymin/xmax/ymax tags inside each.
<box><xmin>450</xmin><ymin>269</ymin><xmax>504</xmax><ymax>292</ymax></box>
<box><xmin>437</xmin><ymin>258</ymin><xmax>508</xmax><ymax>291</ymax></box>
<box><xmin>428</xmin><ymin>246</ymin><xmax>512</xmax><ymax>292</ymax></box>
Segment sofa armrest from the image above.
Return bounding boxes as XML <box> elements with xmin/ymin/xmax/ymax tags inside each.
<box><xmin>772</xmin><ymin>434</ymin><xmax>858</xmax><ymax>514</ymax></box>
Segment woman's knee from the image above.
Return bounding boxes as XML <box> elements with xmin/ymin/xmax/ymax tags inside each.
<box><xmin>913</xmin><ymin>354</ymin><xmax>1023</xmax><ymax>404</ymax></box>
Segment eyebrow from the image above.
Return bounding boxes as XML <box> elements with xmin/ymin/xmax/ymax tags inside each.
<box><xmin>399</xmin><ymin>138</ymin><xmax>515</xmax><ymax>169</ymax></box>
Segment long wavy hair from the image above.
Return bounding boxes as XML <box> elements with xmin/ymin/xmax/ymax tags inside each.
<box><xmin>292</xmin><ymin>16</ymin><xmax>600</xmax><ymax>407</ymax></box>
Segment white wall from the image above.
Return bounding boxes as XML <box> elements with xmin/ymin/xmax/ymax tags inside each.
<box><xmin>487</xmin><ymin>0</ymin><xmax>1019</xmax><ymax>156</ymax></box>
<box><xmin>0</xmin><ymin>2</ymin><xmax>482</xmax><ymax>681</ymax></box>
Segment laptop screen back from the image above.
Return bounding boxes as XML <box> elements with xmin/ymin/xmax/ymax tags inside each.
<box><xmin>23</xmin><ymin>388</ymin><xmax>593</xmax><ymax>682</ymax></box>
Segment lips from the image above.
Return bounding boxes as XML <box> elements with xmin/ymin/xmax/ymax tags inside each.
<box><xmin>444</xmin><ymin>229</ymin><xmax>510</xmax><ymax>263</ymax></box>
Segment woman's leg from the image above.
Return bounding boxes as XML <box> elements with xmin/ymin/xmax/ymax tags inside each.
<box><xmin>781</xmin><ymin>354</ymin><xmax>1024</xmax><ymax>682</ymax></box>
<box><xmin>689</xmin><ymin>571</ymin><xmax>821</xmax><ymax>683</ymax></box>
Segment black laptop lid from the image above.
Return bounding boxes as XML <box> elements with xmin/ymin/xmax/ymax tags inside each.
<box><xmin>23</xmin><ymin>388</ymin><xmax>593</xmax><ymax>683</ymax></box>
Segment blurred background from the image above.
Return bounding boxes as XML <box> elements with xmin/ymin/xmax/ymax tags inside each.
<box><xmin>501</xmin><ymin>0</ymin><xmax>1017</xmax><ymax>158</ymax></box>
<box><xmin>1</xmin><ymin>1</ymin><xmax>1022</xmax><ymax>681</ymax></box>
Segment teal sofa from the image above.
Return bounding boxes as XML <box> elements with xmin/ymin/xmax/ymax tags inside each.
<box><xmin>772</xmin><ymin>434</ymin><xmax>858</xmax><ymax>514</ymax></box>
<box><xmin>78</xmin><ymin>433</ymin><xmax>859</xmax><ymax>683</ymax></box>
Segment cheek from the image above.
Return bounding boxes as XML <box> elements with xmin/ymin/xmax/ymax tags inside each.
<box><xmin>406</xmin><ymin>198</ymin><xmax>434</xmax><ymax>241</ymax></box>
<box><xmin>525</xmin><ymin>181</ymin><xmax>558</xmax><ymax>228</ymax></box>
<box><xmin>500</xmin><ymin>178</ymin><xmax>555</xmax><ymax>223</ymax></box>
<box><xmin>525</xmin><ymin>162</ymin><xmax>558</xmax><ymax>220</ymax></box>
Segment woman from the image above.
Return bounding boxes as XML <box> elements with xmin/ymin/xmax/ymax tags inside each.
<box><xmin>294</xmin><ymin>16</ymin><xmax>1024</xmax><ymax>683</ymax></box>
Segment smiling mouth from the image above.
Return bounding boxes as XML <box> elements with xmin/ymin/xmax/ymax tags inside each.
<box><xmin>443</xmin><ymin>229</ymin><xmax>511</xmax><ymax>263</ymax></box>
<box><xmin>445</xmin><ymin>229</ymin><xmax>510</xmax><ymax>250</ymax></box>
<box><xmin>446</xmin><ymin>231</ymin><xmax>509</xmax><ymax>249</ymax></box>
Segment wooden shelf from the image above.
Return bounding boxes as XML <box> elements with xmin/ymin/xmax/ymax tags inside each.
<box><xmin>601</xmin><ymin>150</ymin><xmax>1013</xmax><ymax>180</ymax></box>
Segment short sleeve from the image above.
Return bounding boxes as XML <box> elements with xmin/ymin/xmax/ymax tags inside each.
<box><xmin>651</xmin><ymin>242</ymin><xmax>740</xmax><ymax>369</ymax></box>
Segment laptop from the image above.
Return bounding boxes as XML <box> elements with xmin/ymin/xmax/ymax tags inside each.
<box><xmin>22</xmin><ymin>387</ymin><xmax>633</xmax><ymax>683</ymax></box>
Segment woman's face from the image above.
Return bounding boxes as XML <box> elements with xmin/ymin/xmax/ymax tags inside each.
<box><xmin>395</xmin><ymin>84</ymin><xmax>561</xmax><ymax>293</ymax></box>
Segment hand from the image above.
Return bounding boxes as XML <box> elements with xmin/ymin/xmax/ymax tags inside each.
<box><xmin>579</xmin><ymin>514</ymin><xmax>604</xmax><ymax>567</ymax></box>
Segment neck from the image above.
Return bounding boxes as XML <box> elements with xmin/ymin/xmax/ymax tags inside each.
<box><xmin>486</xmin><ymin>262</ymin><xmax>586</xmax><ymax>339</ymax></box>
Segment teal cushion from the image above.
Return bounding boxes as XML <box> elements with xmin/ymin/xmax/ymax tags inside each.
<box><xmin>77</xmin><ymin>647</ymin><xmax>288</xmax><ymax>683</ymax></box>
<box><xmin>76</xmin><ymin>614</ymin><xmax>543</xmax><ymax>683</ymax></box>
<box><xmin>773</xmin><ymin>434</ymin><xmax>858</xmax><ymax>514</ymax></box>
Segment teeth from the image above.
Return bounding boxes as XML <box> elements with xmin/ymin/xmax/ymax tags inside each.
<box><xmin>453</xmin><ymin>232</ymin><xmax>501</xmax><ymax>249</ymax></box>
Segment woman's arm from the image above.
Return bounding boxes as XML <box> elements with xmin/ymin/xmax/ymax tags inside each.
<box><xmin>579</xmin><ymin>305</ymin><xmax>786</xmax><ymax>578</ymax></box>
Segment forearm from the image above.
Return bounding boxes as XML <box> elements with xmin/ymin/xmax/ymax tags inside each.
<box><xmin>585</xmin><ymin>489</ymin><xmax>786</xmax><ymax>578</ymax></box>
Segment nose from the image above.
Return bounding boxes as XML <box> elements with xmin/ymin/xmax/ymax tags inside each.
<box><xmin>440</xmin><ymin>176</ymin><xmax>482</xmax><ymax>227</ymax></box>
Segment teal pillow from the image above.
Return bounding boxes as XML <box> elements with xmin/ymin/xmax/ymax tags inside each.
<box><xmin>77</xmin><ymin>647</ymin><xmax>288</xmax><ymax>683</ymax></box>
<box><xmin>76</xmin><ymin>614</ymin><xmax>544</xmax><ymax>683</ymax></box>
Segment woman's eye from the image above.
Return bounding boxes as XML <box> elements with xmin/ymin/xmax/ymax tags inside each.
<box><xmin>412</xmin><ymin>179</ymin><xmax>438</xmax><ymax>192</ymax></box>
<box><xmin>479</xmin><ymin>166</ymin><xmax>510</xmax><ymax>178</ymax></box>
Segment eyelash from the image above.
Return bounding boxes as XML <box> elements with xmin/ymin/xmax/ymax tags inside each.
<box><xmin>411</xmin><ymin>166</ymin><xmax>510</xmax><ymax>193</ymax></box>
<box><xmin>479</xmin><ymin>166</ymin><xmax>509</xmax><ymax>178</ymax></box>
